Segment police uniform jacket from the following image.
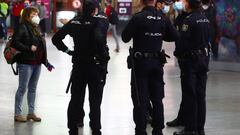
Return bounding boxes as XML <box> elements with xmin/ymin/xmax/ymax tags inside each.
<box><xmin>179</xmin><ymin>10</ymin><xmax>210</xmax><ymax>53</ymax></box>
<box><xmin>122</xmin><ymin>6</ymin><xmax>179</xmax><ymax>53</ymax></box>
<box><xmin>174</xmin><ymin>11</ymin><xmax>189</xmax><ymax>52</ymax></box>
<box><xmin>52</xmin><ymin>15</ymin><xmax>108</xmax><ymax>64</ymax></box>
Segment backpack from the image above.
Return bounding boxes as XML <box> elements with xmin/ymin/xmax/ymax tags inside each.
<box><xmin>109</xmin><ymin>7</ymin><xmax>119</xmax><ymax>25</ymax></box>
<box><xmin>3</xmin><ymin>36</ymin><xmax>21</xmax><ymax>75</ymax></box>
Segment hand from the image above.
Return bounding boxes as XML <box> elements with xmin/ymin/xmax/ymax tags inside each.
<box><xmin>59</xmin><ymin>18</ymin><xmax>69</xmax><ymax>25</ymax></box>
<box><xmin>31</xmin><ymin>45</ymin><xmax>37</xmax><ymax>52</ymax></box>
<box><xmin>67</xmin><ymin>50</ymin><xmax>74</xmax><ymax>56</ymax></box>
<box><xmin>46</xmin><ymin>62</ymin><xmax>55</xmax><ymax>72</ymax></box>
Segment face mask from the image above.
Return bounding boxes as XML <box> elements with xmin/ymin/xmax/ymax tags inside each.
<box><xmin>31</xmin><ymin>16</ymin><xmax>40</xmax><ymax>25</ymax></box>
<box><xmin>163</xmin><ymin>5</ymin><xmax>170</xmax><ymax>13</ymax></box>
<box><xmin>24</xmin><ymin>3</ymin><xmax>29</xmax><ymax>8</ymax></box>
<box><xmin>174</xmin><ymin>1</ymin><xmax>183</xmax><ymax>11</ymax></box>
<box><xmin>202</xmin><ymin>5</ymin><xmax>209</xmax><ymax>10</ymax></box>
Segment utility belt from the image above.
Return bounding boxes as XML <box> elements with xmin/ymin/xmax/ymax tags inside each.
<box><xmin>175</xmin><ymin>48</ymin><xmax>209</xmax><ymax>60</ymax></box>
<box><xmin>67</xmin><ymin>55</ymin><xmax>109</xmax><ymax>94</ymax></box>
<box><xmin>134</xmin><ymin>52</ymin><xmax>161</xmax><ymax>59</ymax></box>
<box><xmin>73</xmin><ymin>54</ymin><xmax>109</xmax><ymax>65</ymax></box>
<box><xmin>127</xmin><ymin>48</ymin><xmax>170</xmax><ymax>69</ymax></box>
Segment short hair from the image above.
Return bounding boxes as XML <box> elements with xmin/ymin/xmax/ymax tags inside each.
<box><xmin>202</xmin><ymin>0</ymin><xmax>210</xmax><ymax>5</ymax></box>
<box><xmin>20</xmin><ymin>7</ymin><xmax>39</xmax><ymax>23</ymax></box>
<box><xmin>82</xmin><ymin>0</ymin><xmax>97</xmax><ymax>17</ymax></box>
<box><xmin>142</xmin><ymin>0</ymin><xmax>155</xmax><ymax>5</ymax></box>
<box><xmin>188</xmin><ymin>0</ymin><xmax>202</xmax><ymax>10</ymax></box>
<box><xmin>156</xmin><ymin>0</ymin><xmax>164</xmax><ymax>3</ymax></box>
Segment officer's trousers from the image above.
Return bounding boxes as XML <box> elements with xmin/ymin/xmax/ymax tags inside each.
<box><xmin>175</xmin><ymin>60</ymin><xmax>187</xmax><ymax>124</ymax></box>
<box><xmin>180</xmin><ymin>56</ymin><xmax>209</xmax><ymax>131</ymax></box>
<box><xmin>131</xmin><ymin>59</ymin><xmax>165</xmax><ymax>135</ymax></box>
<box><xmin>67</xmin><ymin>63</ymin><xmax>106</xmax><ymax>135</ymax></box>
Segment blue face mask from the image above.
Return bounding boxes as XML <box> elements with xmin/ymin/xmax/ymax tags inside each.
<box><xmin>174</xmin><ymin>1</ymin><xmax>183</xmax><ymax>11</ymax></box>
<box><xmin>163</xmin><ymin>5</ymin><xmax>170</xmax><ymax>13</ymax></box>
<box><xmin>24</xmin><ymin>3</ymin><xmax>30</xmax><ymax>8</ymax></box>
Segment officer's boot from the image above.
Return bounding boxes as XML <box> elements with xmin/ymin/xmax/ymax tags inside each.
<box><xmin>166</xmin><ymin>118</ymin><xmax>184</xmax><ymax>127</ymax></box>
<box><xmin>92</xmin><ymin>130</ymin><xmax>102</xmax><ymax>135</ymax></box>
<box><xmin>152</xmin><ymin>129</ymin><xmax>163</xmax><ymax>135</ymax></box>
<box><xmin>173</xmin><ymin>129</ymin><xmax>198</xmax><ymax>135</ymax></box>
<box><xmin>69</xmin><ymin>129</ymin><xmax>78</xmax><ymax>135</ymax></box>
<box><xmin>77</xmin><ymin>120</ymin><xmax>84</xmax><ymax>127</ymax></box>
<box><xmin>198</xmin><ymin>130</ymin><xmax>205</xmax><ymax>135</ymax></box>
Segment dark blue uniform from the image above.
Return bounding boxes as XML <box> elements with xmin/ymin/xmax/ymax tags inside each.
<box><xmin>122</xmin><ymin>6</ymin><xmax>179</xmax><ymax>135</ymax></box>
<box><xmin>52</xmin><ymin>10</ymin><xmax>109</xmax><ymax>135</ymax></box>
<box><xmin>166</xmin><ymin>11</ymin><xmax>189</xmax><ymax>127</ymax></box>
<box><xmin>174</xmin><ymin>10</ymin><xmax>210</xmax><ymax>135</ymax></box>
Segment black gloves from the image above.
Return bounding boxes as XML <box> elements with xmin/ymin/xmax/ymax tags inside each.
<box><xmin>67</xmin><ymin>50</ymin><xmax>74</xmax><ymax>56</ymax></box>
<box><xmin>65</xmin><ymin>49</ymin><xmax>74</xmax><ymax>56</ymax></box>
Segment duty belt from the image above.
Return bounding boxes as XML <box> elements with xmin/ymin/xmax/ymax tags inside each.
<box><xmin>191</xmin><ymin>48</ymin><xmax>208</xmax><ymax>56</ymax></box>
<box><xmin>176</xmin><ymin>48</ymin><xmax>209</xmax><ymax>59</ymax></box>
<box><xmin>134</xmin><ymin>52</ymin><xmax>160</xmax><ymax>59</ymax></box>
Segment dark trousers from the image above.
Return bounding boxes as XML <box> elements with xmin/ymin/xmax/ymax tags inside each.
<box><xmin>67</xmin><ymin>63</ymin><xmax>106</xmax><ymax>135</ymax></box>
<box><xmin>180</xmin><ymin>56</ymin><xmax>209</xmax><ymax>131</ymax></box>
<box><xmin>131</xmin><ymin>59</ymin><xmax>165</xmax><ymax>135</ymax></box>
<box><xmin>175</xmin><ymin>60</ymin><xmax>187</xmax><ymax>123</ymax></box>
<box><xmin>0</xmin><ymin>17</ymin><xmax>7</xmax><ymax>39</ymax></box>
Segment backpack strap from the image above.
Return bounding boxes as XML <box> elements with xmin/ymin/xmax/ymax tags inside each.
<box><xmin>11</xmin><ymin>63</ymin><xmax>18</xmax><ymax>75</ymax></box>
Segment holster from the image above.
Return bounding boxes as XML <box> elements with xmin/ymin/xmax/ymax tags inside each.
<box><xmin>127</xmin><ymin>48</ymin><xmax>170</xmax><ymax>68</ymax></box>
<box><xmin>127</xmin><ymin>47</ymin><xmax>134</xmax><ymax>69</ymax></box>
<box><xmin>94</xmin><ymin>55</ymin><xmax>109</xmax><ymax>73</ymax></box>
<box><xmin>158</xmin><ymin>50</ymin><xmax>170</xmax><ymax>64</ymax></box>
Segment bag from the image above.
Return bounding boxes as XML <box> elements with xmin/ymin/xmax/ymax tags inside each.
<box><xmin>109</xmin><ymin>7</ymin><xmax>119</xmax><ymax>25</ymax></box>
<box><xmin>4</xmin><ymin>37</ymin><xmax>20</xmax><ymax>64</ymax></box>
<box><xmin>3</xmin><ymin>37</ymin><xmax>21</xmax><ymax>75</ymax></box>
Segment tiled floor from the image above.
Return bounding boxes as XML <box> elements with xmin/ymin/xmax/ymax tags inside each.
<box><xmin>0</xmin><ymin>35</ymin><xmax>240</xmax><ymax>135</ymax></box>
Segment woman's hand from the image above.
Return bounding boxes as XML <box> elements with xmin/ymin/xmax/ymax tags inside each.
<box><xmin>31</xmin><ymin>45</ymin><xmax>37</xmax><ymax>52</ymax></box>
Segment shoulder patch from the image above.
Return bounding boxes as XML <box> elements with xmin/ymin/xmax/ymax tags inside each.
<box><xmin>182</xmin><ymin>24</ymin><xmax>188</xmax><ymax>31</ymax></box>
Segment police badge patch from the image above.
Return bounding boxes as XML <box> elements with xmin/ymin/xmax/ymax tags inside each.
<box><xmin>182</xmin><ymin>24</ymin><xmax>189</xmax><ymax>31</ymax></box>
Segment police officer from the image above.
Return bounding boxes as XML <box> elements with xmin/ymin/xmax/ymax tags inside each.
<box><xmin>121</xmin><ymin>0</ymin><xmax>179</xmax><ymax>134</ymax></box>
<box><xmin>146</xmin><ymin>0</ymin><xmax>175</xmax><ymax>125</ymax></box>
<box><xmin>173</xmin><ymin>0</ymin><xmax>210</xmax><ymax>135</ymax></box>
<box><xmin>52</xmin><ymin>1</ymin><xmax>109</xmax><ymax>135</ymax></box>
<box><xmin>166</xmin><ymin>1</ymin><xmax>188</xmax><ymax>127</ymax></box>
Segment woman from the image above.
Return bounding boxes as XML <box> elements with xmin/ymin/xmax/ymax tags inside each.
<box><xmin>12</xmin><ymin>7</ymin><xmax>54</xmax><ymax>122</ymax></box>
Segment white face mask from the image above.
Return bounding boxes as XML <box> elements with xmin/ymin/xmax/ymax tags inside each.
<box><xmin>31</xmin><ymin>16</ymin><xmax>40</xmax><ymax>25</ymax></box>
<box><xmin>202</xmin><ymin>5</ymin><xmax>209</xmax><ymax>10</ymax></box>
<box><xmin>174</xmin><ymin>1</ymin><xmax>183</xmax><ymax>11</ymax></box>
<box><xmin>163</xmin><ymin>5</ymin><xmax>170</xmax><ymax>13</ymax></box>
